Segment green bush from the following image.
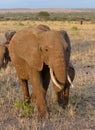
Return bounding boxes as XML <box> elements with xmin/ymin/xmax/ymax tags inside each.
<box><xmin>37</xmin><ymin>11</ymin><xmax>50</xmax><ymax>20</ymax></box>
<box><xmin>71</xmin><ymin>26</ymin><xmax>78</xmax><ymax>31</ymax></box>
<box><xmin>14</xmin><ymin>98</ymin><xmax>34</xmax><ymax>117</ymax></box>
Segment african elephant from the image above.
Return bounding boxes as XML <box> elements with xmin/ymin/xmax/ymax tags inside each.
<box><xmin>0</xmin><ymin>31</ymin><xmax>16</xmax><ymax>68</ymax></box>
<box><xmin>5</xmin><ymin>25</ymin><xmax>75</xmax><ymax>117</ymax></box>
<box><xmin>0</xmin><ymin>45</ymin><xmax>9</xmax><ymax>68</ymax></box>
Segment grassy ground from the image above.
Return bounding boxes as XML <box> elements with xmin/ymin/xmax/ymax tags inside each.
<box><xmin>0</xmin><ymin>21</ymin><xmax>95</xmax><ymax>130</ymax></box>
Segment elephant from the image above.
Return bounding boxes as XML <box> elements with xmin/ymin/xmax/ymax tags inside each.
<box><xmin>0</xmin><ymin>25</ymin><xmax>75</xmax><ymax>117</ymax></box>
<box><xmin>0</xmin><ymin>45</ymin><xmax>9</xmax><ymax>68</ymax></box>
<box><xmin>0</xmin><ymin>31</ymin><xmax>16</xmax><ymax>68</ymax></box>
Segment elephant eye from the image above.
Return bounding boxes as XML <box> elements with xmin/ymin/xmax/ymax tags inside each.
<box><xmin>40</xmin><ymin>47</ymin><xmax>48</xmax><ymax>52</ymax></box>
<box><xmin>45</xmin><ymin>48</ymin><xmax>48</xmax><ymax>52</ymax></box>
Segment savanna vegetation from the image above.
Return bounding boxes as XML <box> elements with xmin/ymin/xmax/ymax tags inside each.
<box><xmin>0</xmin><ymin>9</ymin><xmax>95</xmax><ymax>21</ymax></box>
<box><xmin>0</xmin><ymin>9</ymin><xmax>95</xmax><ymax>130</ymax></box>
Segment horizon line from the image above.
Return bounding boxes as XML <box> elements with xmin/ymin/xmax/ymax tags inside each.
<box><xmin>0</xmin><ymin>7</ymin><xmax>95</xmax><ymax>10</ymax></box>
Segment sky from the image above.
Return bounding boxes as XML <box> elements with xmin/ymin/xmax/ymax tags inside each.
<box><xmin>0</xmin><ymin>0</ymin><xmax>95</xmax><ymax>9</ymax></box>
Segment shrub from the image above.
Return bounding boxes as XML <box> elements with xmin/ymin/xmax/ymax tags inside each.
<box><xmin>37</xmin><ymin>11</ymin><xmax>50</xmax><ymax>20</ymax></box>
<box><xmin>71</xmin><ymin>26</ymin><xmax>78</xmax><ymax>31</ymax></box>
<box><xmin>14</xmin><ymin>98</ymin><xmax>34</xmax><ymax>117</ymax></box>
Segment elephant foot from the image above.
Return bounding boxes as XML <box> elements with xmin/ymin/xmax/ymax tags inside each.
<box><xmin>38</xmin><ymin>107</ymin><xmax>49</xmax><ymax>119</ymax></box>
<box><xmin>36</xmin><ymin>94</ymin><xmax>48</xmax><ymax>118</ymax></box>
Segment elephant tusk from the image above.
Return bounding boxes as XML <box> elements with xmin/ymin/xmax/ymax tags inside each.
<box><xmin>67</xmin><ymin>74</ymin><xmax>74</xmax><ymax>88</ymax></box>
<box><xmin>50</xmin><ymin>68</ymin><xmax>63</xmax><ymax>90</ymax></box>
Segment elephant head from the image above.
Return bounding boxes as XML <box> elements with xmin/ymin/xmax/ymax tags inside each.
<box><xmin>0</xmin><ymin>31</ymin><xmax>16</xmax><ymax>69</ymax></box>
<box><xmin>39</xmin><ymin>31</ymin><xmax>68</xmax><ymax>90</ymax></box>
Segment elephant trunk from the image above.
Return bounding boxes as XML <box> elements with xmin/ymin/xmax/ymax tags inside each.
<box><xmin>50</xmin><ymin>53</ymin><xmax>67</xmax><ymax>91</ymax></box>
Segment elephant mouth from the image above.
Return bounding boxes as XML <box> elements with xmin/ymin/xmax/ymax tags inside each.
<box><xmin>50</xmin><ymin>68</ymin><xmax>64</xmax><ymax>90</ymax></box>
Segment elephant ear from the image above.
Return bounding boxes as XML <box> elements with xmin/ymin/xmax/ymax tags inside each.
<box><xmin>11</xmin><ymin>27</ymin><xmax>44</xmax><ymax>71</ymax></box>
<box><xmin>14</xmin><ymin>39</ymin><xmax>43</xmax><ymax>71</ymax></box>
<box><xmin>27</xmin><ymin>47</ymin><xmax>43</xmax><ymax>71</ymax></box>
<box><xmin>5</xmin><ymin>31</ymin><xmax>16</xmax><ymax>42</ymax></box>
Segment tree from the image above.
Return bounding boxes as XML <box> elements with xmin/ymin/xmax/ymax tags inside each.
<box><xmin>38</xmin><ymin>11</ymin><xmax>50</xmax><ymax>20</ymax></box>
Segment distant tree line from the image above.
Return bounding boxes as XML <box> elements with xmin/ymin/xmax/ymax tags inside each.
<box><xmin>0</xmin><ymin>11</ymin><xmax>95</xmax><ymax>22</ymax></box>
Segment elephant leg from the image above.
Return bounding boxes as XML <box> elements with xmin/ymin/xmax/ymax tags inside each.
<box><xmin>31</xmin><ymin>65</ymin><xmax>50</xmax><ymax>103</ymax></box>
<box><xmin>30</xmin><ymin>70</ymin><xmax>48</xmax><ymax>118</ymax></box>
<box><xmin>19</xmin><ymin>79</ymin><xmax>30</xmax><ymax>103</ymax></box>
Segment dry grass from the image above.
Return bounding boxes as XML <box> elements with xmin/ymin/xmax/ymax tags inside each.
<box><xmin>0</xmin><ymin>20</ymin><xmax>95</xmax><ymax>130</ymax></box>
